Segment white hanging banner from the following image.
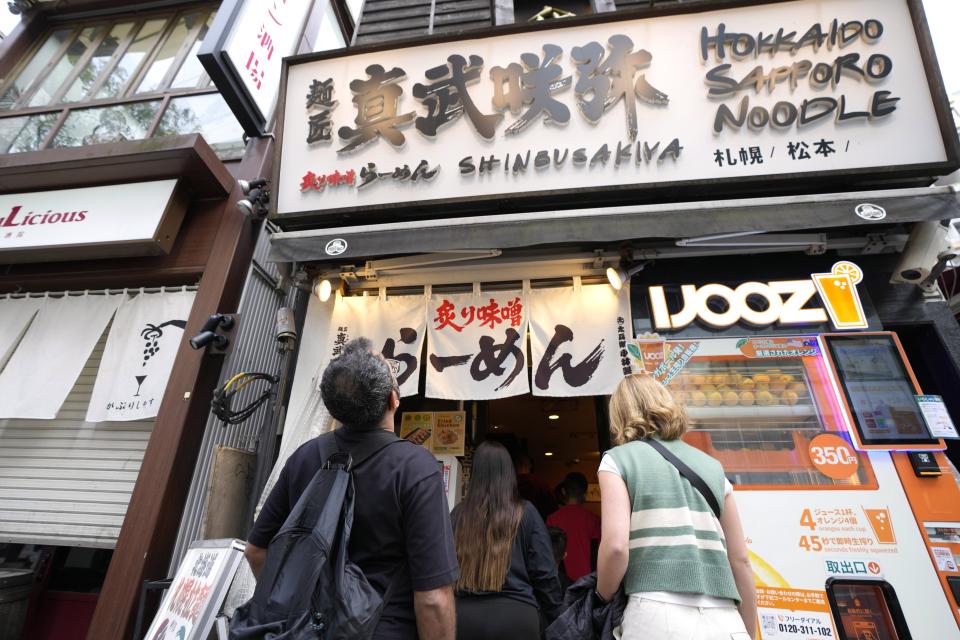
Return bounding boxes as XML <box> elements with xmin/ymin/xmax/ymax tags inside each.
<box><xmin>326</xmin><ymin>294</ymin><xmax>427</xmax><ymax>397</ymax></box>
<box><xmin>426</xmin><ymin>290</ymin><xmax>529</xmax><ymax>400</ymax></box>
<box><xmin>529</xmin><ymin>284</ymin><xmax>632</xmax><ymax>397</ymax></box>
<box><xmin>0</xmin><ymin>297</ymin><xmax>42</xmax><ymax>366</ymax></box>
<box><xmin>86</xmin><ymin>290</ymin><xmax>196</xmax><ymax>422</ymax></box>
<box><xmin>0</xmin><ymin>294</ymin><xmax>122</xmax><ymax>419</ymax></box>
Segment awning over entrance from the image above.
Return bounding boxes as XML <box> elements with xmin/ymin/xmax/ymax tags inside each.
<box><xmin>269</xmin><ymin>185</ymin><xmax>960</xmax><ymax>263</ymax></box>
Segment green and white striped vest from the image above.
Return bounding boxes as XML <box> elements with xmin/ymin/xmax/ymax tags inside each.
<box><xmin>607</xmin><ymin>438</ymin><xmax>741</xmax><ymax>602</ymax></box>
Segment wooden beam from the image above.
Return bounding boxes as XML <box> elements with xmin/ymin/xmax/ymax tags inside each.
<box><xmin>0</xmin><ymin>134</ymin><xmax>234</xmax><ymax>199</ymax></box>
<box><xmin>85</xmin><ymin>136</ymin><xmax>273</xmax><ymax>640</ymax></box>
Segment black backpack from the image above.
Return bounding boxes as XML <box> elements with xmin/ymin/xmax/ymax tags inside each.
<box><xmin>230</xmin><ymin>429</ymin><xmax>402</xmax><ymax>639</ymax></box>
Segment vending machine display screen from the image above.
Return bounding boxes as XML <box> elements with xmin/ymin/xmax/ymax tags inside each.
<box><xmin>824</xmin><ymin>335</ymin><xmax>938</xmax><ymax>448</ymax></box>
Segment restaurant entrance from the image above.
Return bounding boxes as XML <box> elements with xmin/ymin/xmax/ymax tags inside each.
<box><xmin>484</xmin><ymin>394</ymin><xmax>606</xmax><ymax>520</ymax></box>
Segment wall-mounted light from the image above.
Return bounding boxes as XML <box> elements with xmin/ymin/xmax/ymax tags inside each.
<box><xmin>544</xmin><ymin>451</ymin><xmax>554</xmax><ymax>457</ymax></box>
<box><xmin>237</xmin><ymin>177</ymin><xmax>270</xmax><ymax>218</ymax></box>
<box><xmin>315</xmin><ymin>278</ymin><xmax>333</xmax><ymax>302</ymax></box>
<box><xmin>607</xmin><ymin>260</ymin><xmax>648</xmax><ymax>290</ymax></box>
<box><xmin>548</xmin><ymin>414</ymin><xmax>560</xmax><ymax>420</ymax></box>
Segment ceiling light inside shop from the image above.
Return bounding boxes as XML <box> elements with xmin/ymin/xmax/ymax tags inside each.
<box><xmin>548</xmin><ymin>414</ymin><xmax>560</xmax><ymax>420</ymax></box>
<box><xmin>544</xmin><ymin>452</ymin><xmax>554</xmax><ymax>456</ymax></box>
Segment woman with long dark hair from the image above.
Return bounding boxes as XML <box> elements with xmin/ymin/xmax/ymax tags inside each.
<box><xmin>452</xmin><ymin>441</ymin><xmax>563</xmax><ymax>640</ymax></box>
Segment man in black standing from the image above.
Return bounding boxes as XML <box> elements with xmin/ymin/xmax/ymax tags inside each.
<box><xmin>244</xmin><ymin>338</ymin><xmax>458</xmax><ymax>639</ymax></box>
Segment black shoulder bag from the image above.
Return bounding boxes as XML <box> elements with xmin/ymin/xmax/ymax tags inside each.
<box><xmin>230</xmin><ymin>429</ymin><xmax>402</xmax><ymax>640</ymax></box>
<box><xmin>641</xmin><ymin>439</ymin><xmax>722</xmax><ymax>519</ymax></box>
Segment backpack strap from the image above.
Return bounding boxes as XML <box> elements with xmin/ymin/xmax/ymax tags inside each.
<box><xmin>317</xmin><ymin>428</ymin><xmax>402</xmax><ymax>470</ymax></box>
<box><xmin>641</xmin><ymin>438</ymin><xmax>722</xmax><ymax>520</ymax></box>
<box><xmin>345</xmin><ymin>428</ymin><xmax>402</xmax><ymax>468</ymax></box>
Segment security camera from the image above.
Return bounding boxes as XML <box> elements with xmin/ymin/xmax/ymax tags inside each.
<box><xmin>189</xmin><ymin>314</ymin><xmax>235</xmax><ymax>350</ymax></box>
<box><xmin>238</xmin><ymin>178</ymin><xmax>268</xmax><ymax>195</ymax></box>
<box><xmin>189</xmin><ymin>331</ymin><xmax>228</xmax><ymax>350</ymax></box>
<box><xmin>891</xmin><ymin>221</ymin><xmax>950</xmax><ymax>284</ymax></box>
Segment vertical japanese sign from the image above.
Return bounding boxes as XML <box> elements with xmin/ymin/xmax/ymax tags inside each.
<box><xmin>222</xmin><ymin>0</ymin><xmax>313</xmax><ymax>126</ymax></box>
<box><xmin>528</xmin><ymin>284</ymin><xmax>631</xmax><ymax>397</ymax></box>
<box><xmin>86</xmin><ymin>290</ymin><xmax>195</xmax><ymax>422</ymax></box>
<box><xmin>326</xmin><ymin>294</ymin><xmax>427</xmax><ymax>397</ymax></box>
<box><xmin>143</xmin><ymin>540</ymin><xmax>245</xmax><ymax>640</ymax></box>
<box><xmin>426</xmin><ymin>291</ymin><xmax>528</xmax><ymax>400</ymax></box>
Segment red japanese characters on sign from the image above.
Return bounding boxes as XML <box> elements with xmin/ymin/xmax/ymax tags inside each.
<box><xmin>433</xmin><ymin>297</ymin><xmax>524</xmax><ymax>332</ymax></box>
<box><xmin>244</xmin><ymin>0</ymin><xmax>288</xmax><ymax>92</ymax></box>
<box><xmin>300</xmin><ymin>169</ymin><xmax>357</xmax><ymax>191</ymax></box>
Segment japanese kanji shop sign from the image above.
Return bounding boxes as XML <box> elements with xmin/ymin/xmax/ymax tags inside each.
<box><xmin>276</xmin><ymin>0</ymin><xmax>956</xmax><ymax>224</ymax></box>
<box><xmin>427</xmin><ymin>291</ymin><xmax>529</xmax><ymax>400</ymax></box>
<box><xmin>322</xmin><ymin>285</ymin><xmax>632</xmax><ymax>399</ymax></box>
<box><xmin>326</xmin><ymin>293</ymin><xmax>428</xmax><ymax>398</ymax></box>
<box><xmin>143</xmin><ymin>539</ymin><xmax>245</xmax><ymax>640</ymax></box>
<box><xmin>0</xmin><ymin>180</ymin><xmax>183</xmax><ymax>263</ymax></box>
<box><xmin>528</xmin><ymin>284</ymin><xmax>632</xmax><ymax>397</ymax></box>
<box><xmin>201</xmin><ymin>0</ymin><xmax>312</xmax><ymax>136</ymax></box>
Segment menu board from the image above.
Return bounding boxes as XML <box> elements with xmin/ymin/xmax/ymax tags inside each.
<box><xmin>824</xmin><ymin>335</ymin><xmax>939</xmax><ymax>448</ymax></box>
<box><xmin>432</xmin><ymin>411</ymin><xmax>466</xmax><ymax>456</ymax></box>
<box><xmin>400</xmin><ymin>411</ymin><xmax>467</xmax><ymax>455</ymax></box>
<box><xmin>401</xmin><ymin>412</ymin><xmax>434</xmax><ymax>449</ymax></box>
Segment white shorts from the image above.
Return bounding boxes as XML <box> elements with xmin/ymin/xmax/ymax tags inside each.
<box><xmin>618</xmin><ymin>598</ymin><xmax>751</xmax><ymax>640</ymax></box>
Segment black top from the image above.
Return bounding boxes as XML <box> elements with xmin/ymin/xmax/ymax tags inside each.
<box><xmin>249</xmin><ymin>427</ymin><xmax>459</xmax><ymax>640</ymax></box>
<box><xmin>452</xmin><ymin>500</ymin><xmax>564</xmax><ymax>623</ymax></box>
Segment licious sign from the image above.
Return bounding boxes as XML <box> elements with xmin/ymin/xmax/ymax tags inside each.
<box><xmin>276</xmin><ymin>0</ymin><xmax>956</xmax><ymax>223</ymax></box>
<box><xmin>0</xmin><ymin>180</ymin><xmax>184</xmax><ymax>263</ymax></box>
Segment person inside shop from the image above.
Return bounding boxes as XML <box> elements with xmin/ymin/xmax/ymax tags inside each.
<box><xmin>595</xmin><ymin>374</ymin><xmax>757</xmax><ymax>640</ymax></box>
<box><xmin>547</xmin><ymin>472</ymin><xmax>601</xmax><ymax>583</ymax></box>
<box><xmin>547</xmin><ymin>526</ymin><xmax>572</xmax><ymax>592</ymax></box>
<box><xmin>452</xmin><ymin>441</ymin><xmax>563</xmax><ymax>640</ymax></box>
<box><xmin>244</xmin><ymin>338</ymin><xmax>459</xmax><ymax>640</ymax></box>
<box><xmin>516</xmin><ymin>452</ymin><xmax>558</xmax><ymax>519</ymax></box>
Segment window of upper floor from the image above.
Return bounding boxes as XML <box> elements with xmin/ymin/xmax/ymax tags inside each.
<box><xmin>0</xmin><ymin>4</ymin><xmax>246</xmax><ymax>159</ymax></box>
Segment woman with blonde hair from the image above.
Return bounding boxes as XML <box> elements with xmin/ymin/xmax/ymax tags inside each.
<box><xmin>596</xmin><ymin>374</ymin><xmax>757</xmax><ymax>640</ymax></box>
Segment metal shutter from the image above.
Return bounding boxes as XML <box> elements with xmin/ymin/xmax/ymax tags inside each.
<box><xmin>354</xmin><ymin>0</ymin><xmax>494</xmax><ymax>46</ymax></box>
<box><xmin>0</xmin><ymin>326</ymin><xmax>153</xmax><ymax>549</ymax></box>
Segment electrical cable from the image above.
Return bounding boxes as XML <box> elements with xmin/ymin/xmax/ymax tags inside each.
<box><xmin>211</xmin><ymin>371</ymin><xmax>279</xmax><ymax>425</ymax></box>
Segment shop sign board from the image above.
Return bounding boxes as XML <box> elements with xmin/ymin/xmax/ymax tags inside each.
<box><xmin>642</xmin><ymin>261</ymin><xmax>876</xmax><ymax>335</ymax></box>
<box><xmin>0</xmin><ymin>180</ymin><xmax>183</xmax><ymax>263</ymax></box>
<box><xmin>275</xmin><ymin>0</ymin><xmax>958</xmax><ymax>225</ymax></box>
<box><xmin>199</xmin><ymin>0</ymin><xmax>313</xmax><ymax>136</ymax></box>
<box><xmin>143</xmin><ymin>539</ymin><xmax>245</xmax><ymax>640</ymax></box>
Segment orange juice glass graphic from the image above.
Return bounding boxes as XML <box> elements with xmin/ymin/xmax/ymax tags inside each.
<box><xmin>812</xmin><ymin>261</ymin><xmax>869</xmax><ymax>330</ymax></box>
<box><xmin>863</xmin><ymin>507</ymin><xmax>897</xmax><ymax>544</ymax></box>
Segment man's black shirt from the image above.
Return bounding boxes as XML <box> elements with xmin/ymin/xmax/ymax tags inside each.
<box><xmin>248</xmin><ymin>426</ymin><xmax>459</xmax><ymax>639</ymax></box>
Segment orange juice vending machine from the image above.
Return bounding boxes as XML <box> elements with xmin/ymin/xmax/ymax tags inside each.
<box><xmin>652</xmin><ymin>334</ymin><xmax>960</xmax><ymax>639</ymax></box>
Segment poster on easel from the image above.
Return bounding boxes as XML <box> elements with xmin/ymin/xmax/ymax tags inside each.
<box><xmin>142</xmin><ymin>539</ymin><xmax>245</xmax><ymax>640</ymax></box>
